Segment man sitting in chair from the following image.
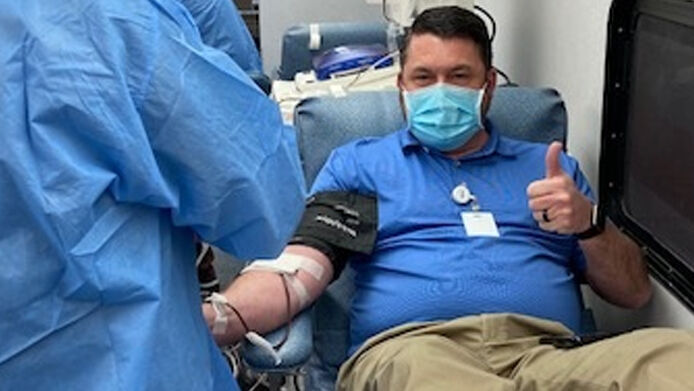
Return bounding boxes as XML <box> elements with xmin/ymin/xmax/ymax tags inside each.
<box><xmin>203</xmin><ymin>7</ymin><xmax>694</xmax><ymax>390</ymax></box>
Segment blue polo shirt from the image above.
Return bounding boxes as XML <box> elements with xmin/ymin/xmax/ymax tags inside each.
<box><xmin>310</xmin><ymin>125</ymin><xmax>593</xmax><ymax>354</ymax></box>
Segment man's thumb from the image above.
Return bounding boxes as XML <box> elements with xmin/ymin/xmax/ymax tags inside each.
<box><xmin>545</xmin><ymin>141</ymin><xmax>564</xmax><ymax>178</ymax></box>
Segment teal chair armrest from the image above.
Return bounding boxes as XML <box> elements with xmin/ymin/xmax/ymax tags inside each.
<box><xmin>240</xmin><ymin>308</ymin><xmax>314</xmax><ymax>372</ymax></box>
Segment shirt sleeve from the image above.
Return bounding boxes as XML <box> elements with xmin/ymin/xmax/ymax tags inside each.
<box><xmin>177</xmin><ymin>0</ymin><xmax>263</xmax><ymax>74</ymax></box>
<box><xmin>309</xmin><ymin>144</ymin><xmax>366</xmax><ymax>195</ymax></box>
<box><xmin>27</xmin><ymin>0</ymin><xmax>305</xmax><ymax>260</ymax></box>
<box><xmin>143</xmin><ymin>1</ymin><xmax>305</xmax><ymax>259</ymax></box>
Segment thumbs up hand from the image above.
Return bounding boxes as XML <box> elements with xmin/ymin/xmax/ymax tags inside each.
<box><xmin>526</xmin><ymin>142</ymin><xmax>592</xmax><ymax>234</ymax></box>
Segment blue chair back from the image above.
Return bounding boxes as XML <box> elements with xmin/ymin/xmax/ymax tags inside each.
<box><xmin>293</xmin><ymin>86</ymin><xmax>570</xmax><ymax>390</ymax></box>
<box><xmin>296</xmin><ymin>87</ymin><xmax>567</xmax><ymax>185</ymax></box>
<box><xmin>279</xmin><ymin>22</ymin><xmax>390</xmax><ymax>80</ymax></box>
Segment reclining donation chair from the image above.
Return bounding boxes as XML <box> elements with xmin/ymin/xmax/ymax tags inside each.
<box><xmin>244</xmin><ymin>86</ymin><xmax>593</xmax><ymax>390</ymax></box>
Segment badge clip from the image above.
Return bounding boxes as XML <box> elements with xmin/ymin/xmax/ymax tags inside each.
<box><xmin>452</xmin><ymin>184</ymin><xmax>480</xmax><ymax>211</ymax></box>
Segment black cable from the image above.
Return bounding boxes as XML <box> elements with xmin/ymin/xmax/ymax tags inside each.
<box><xmin>471</xmin><ymin>6</ymin><xmax>515</xmax><ymax>86</ymax></box>
<box><xmin>223</xmin><ymin>275</ymin><xmax>292</xmax><ymax>351</ymax></box>
<box><xmin>474</xmin><ymin>5</ymin><xmax>497</xmax><ymax>42</ymax></box>
<box><xmin>224</xmin><ymin>302</ymin><xmax>251</xmax><ymax>335</ymax></box>
<box><xmin>496</xmin><ymin>68</ymin><xmax>517</xmax><ymax>86</ymax></box>
<box><xmin>271</xmin><ymin>274</ymin><xmax>293</xmax><ymax>350</ymax></box>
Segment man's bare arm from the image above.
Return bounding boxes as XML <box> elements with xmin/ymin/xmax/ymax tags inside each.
<box><xmin>202</xmin><ymin>245</ymin><xmax>334</xmax><ymax>346</ymax></box>
<box><xmin>580</xmin><ymin>223</ymin><xmax>651</xmax><ymax>308</ymax></box>
<box><xmin>202</xmin><ymin>191</ymin><xmax>376</xmax><ymax>345</ymax></box>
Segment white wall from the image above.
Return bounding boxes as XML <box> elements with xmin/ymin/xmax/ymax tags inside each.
<box><xmin>583</xmin><ymin>279</ymin><xmax>694</xmax><ymax>332</ymax></box>
<box><xmin>476</xmin><ymin>1</ymin><xmax>608</xmax><ymax>186</ymax></box>
<box><xmin>259</xmin><ymin>0</ymin><xmax>383</xmax><ymax>77</ymax></box>
<box><xmin>259</xmin><ymin>0</ymin><xmax>694</xmax><ymax>330</ymax></box>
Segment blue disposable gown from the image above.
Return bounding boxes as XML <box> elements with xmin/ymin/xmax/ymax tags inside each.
<box><xmin>0</xmin><ymin>1</ymin><xmax>305</xmax><ymax>390</ymax></box>
<box><xmin>178</xmin><ymin>0</ymin><xmax>263</xmax><ymax>74</ymax></box>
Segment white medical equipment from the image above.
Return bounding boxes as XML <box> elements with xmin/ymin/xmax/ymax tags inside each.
<box><xmin>272</xmin><ymin>1</ymin><xmax>478</xmax><ymax>123</ymax></box>
<box><xmin>272</xmin><ymin>61</ymin><xmax>400</xmax><ymax>124</ymax></box>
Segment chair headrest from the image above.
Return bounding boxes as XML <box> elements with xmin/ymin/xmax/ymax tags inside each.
<box><xmin>294</xmin><ymin>86</ymin><xmax>567</xmax><ymax>187</ymax></box>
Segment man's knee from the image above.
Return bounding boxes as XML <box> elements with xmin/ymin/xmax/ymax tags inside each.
<box><xmin>343</xmin><ymin>336</ymin><xmax>446</xmax><ymax>389</ymax></box>
<box><xmin>338</xmin><ymin>340</ymin><xmax>422</xmax><ymax>391</ymax></box>
<box><xmin>367</xmin><ymin>338</ymin><xmax>454</xmax><ymax>390</ymax></box>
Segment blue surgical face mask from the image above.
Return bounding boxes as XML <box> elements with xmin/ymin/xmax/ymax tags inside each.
<box><xmin>404</xmin><ymin>83</ymin><xmax>485</xmax><ymax>152</ymax></box>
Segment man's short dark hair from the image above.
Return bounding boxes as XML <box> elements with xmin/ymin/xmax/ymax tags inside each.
<box><xmin>400</xmin><ymin>6</ymin><xmax>492</xmax><ymax>69</ymax></box>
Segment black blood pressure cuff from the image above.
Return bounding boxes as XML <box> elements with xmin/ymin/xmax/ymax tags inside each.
<box><xmin>289</xmin><ymin>191</ymin><xmax>378</xmax><ymax>281</ymax></box>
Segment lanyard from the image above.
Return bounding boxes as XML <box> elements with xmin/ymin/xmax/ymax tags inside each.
<box><xmin>422</xmin><ymin>148</ymin><xmax>481</xmax><ymax>211</ymax></box>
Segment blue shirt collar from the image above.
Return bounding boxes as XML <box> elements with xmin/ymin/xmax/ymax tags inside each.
<box><xmin>399</xmin><ymin>120</ymin><xmax>517</xmax><ymax>160</ymax></box>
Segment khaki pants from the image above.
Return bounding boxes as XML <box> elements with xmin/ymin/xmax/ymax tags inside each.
<box><xmin>337</xmin><ymin>313</ymin><xmax>694</xmax><ymax>391</ymax></box>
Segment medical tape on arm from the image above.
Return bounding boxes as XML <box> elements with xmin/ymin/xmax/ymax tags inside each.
<box><xmin>241</xmin><ymin>253</ymin><xmax>326</xmax><ymax>308</ymax></box>
<box><xmin>206</xmin><ymin>292</ymin><xmax>231</xmax><ymax>335</ymax></box>
<box><xmin>204</xmin><ymin>293</ymin><xmax>283</xmax><ymax>365</ymax></box>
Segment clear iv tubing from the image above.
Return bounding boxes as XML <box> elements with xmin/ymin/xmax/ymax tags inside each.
<box><xmin>344</xmin><ymin>49</ymin><xmax>401</xmax><ymax>91</ymax></box>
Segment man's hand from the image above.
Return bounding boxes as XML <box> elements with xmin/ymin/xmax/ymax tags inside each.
<box><xmin>527</xmin><ymin>142</ymin><xmax>593</xmax><ymax>234</ymax></box>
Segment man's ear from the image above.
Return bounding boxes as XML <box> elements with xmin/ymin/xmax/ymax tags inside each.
<box><xmin>482</xmin><ymin>68</ymin><xmax>498</xmax><ymax>113</ymax></box>
<box><xmin>397</xmin><ymin>72</ymin><xmax>407</xmax><ymax>119</ymax></box>
<box><xmin>486</xmin><ymin>68</ymin><xmax>497</xmax><ymax>93</ymax></box>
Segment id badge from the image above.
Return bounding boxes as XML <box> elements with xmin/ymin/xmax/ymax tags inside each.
<box><xmin>461</xmin><ymin>212</ymin><xmax>500</xmax><ymax>237</ymax></box>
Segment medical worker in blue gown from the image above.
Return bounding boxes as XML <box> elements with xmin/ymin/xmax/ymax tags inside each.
<box><xmin>0</xmin><ymin>1</ymin><xmax>305</xmax><ymax>390</ymax></box>
<box><xmin>178</xmin><ymin>0</ymin><xmax>263</xmax><ymax>75</ymax></box>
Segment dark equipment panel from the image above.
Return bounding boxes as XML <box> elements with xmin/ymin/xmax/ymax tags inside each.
<box><xmin>601</xmin><ymin>0</ymin><xmax>694</xmax><ymax>310</ymax></box>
